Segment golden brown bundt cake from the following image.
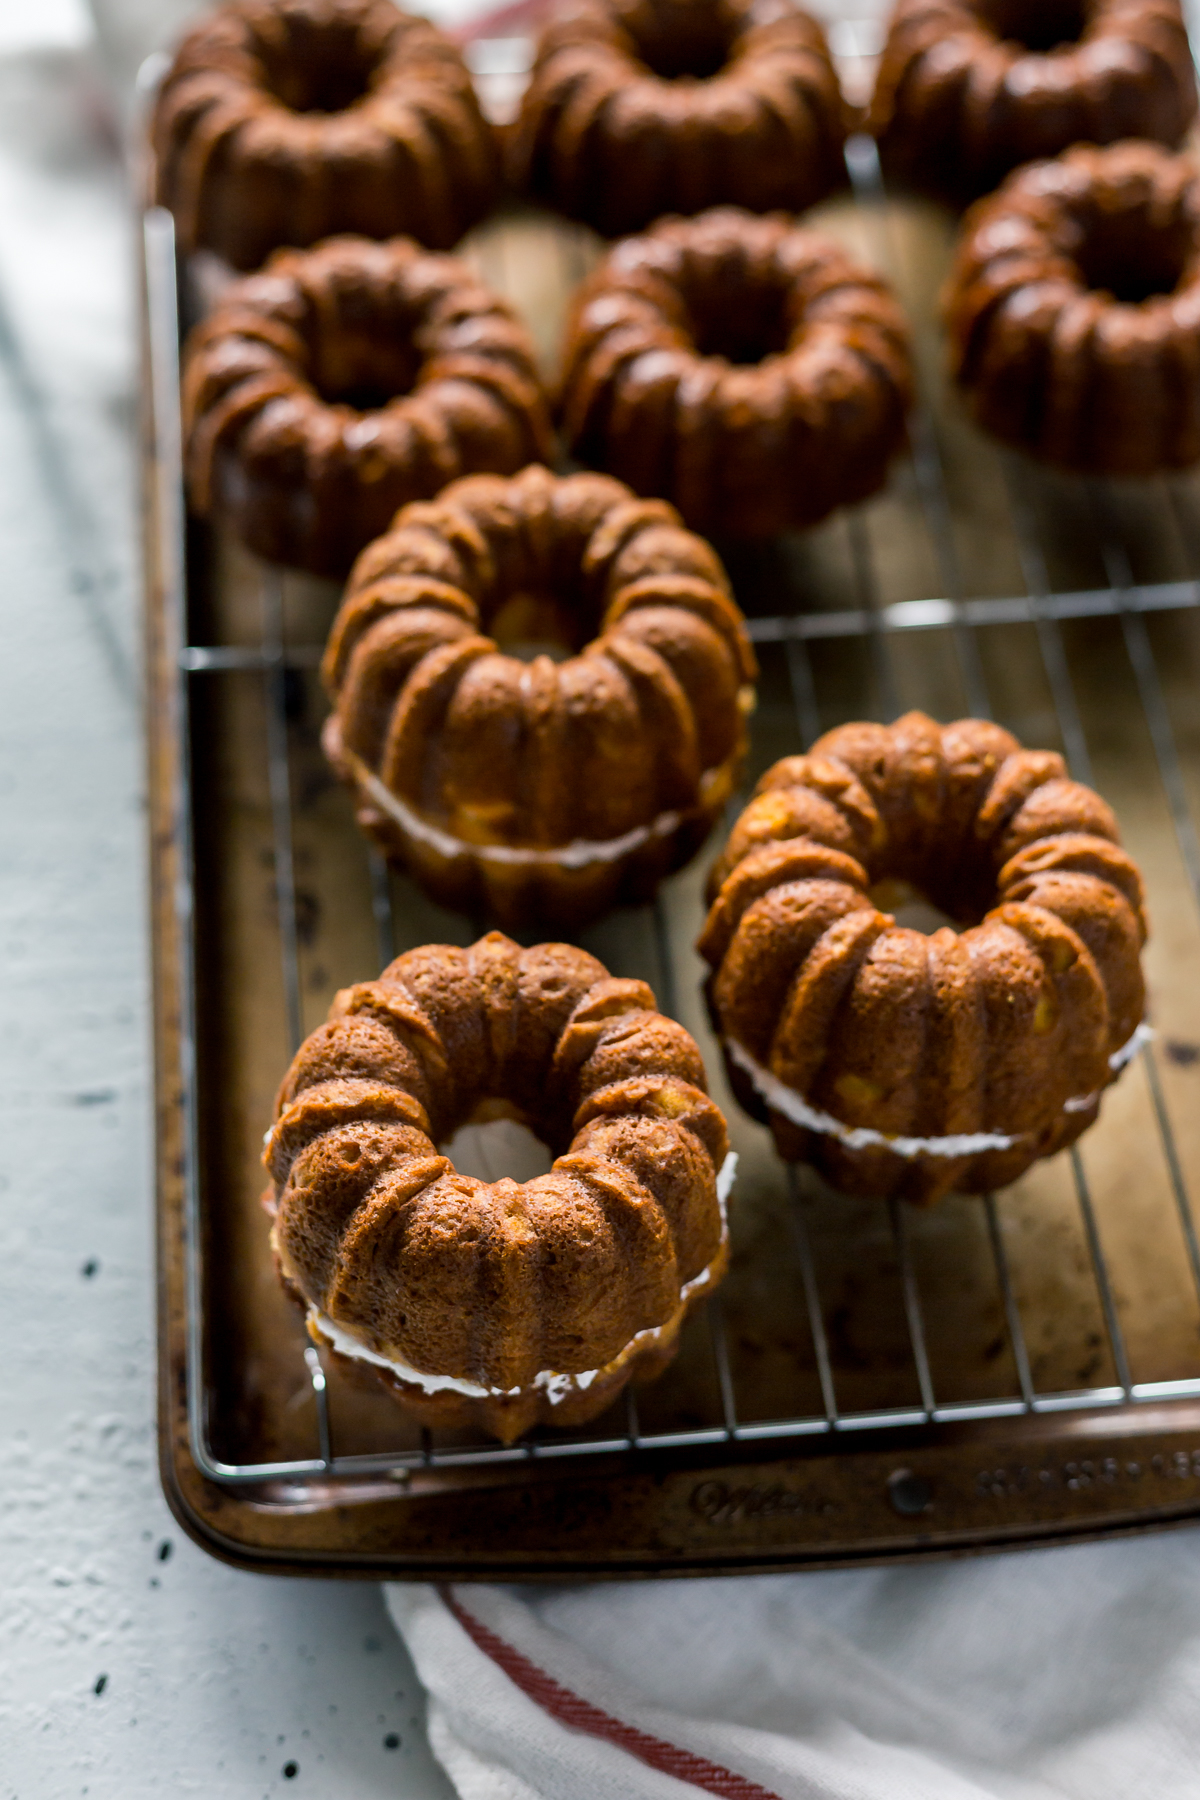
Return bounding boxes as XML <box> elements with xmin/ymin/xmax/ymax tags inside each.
<box><xmin>559</xmin><ymin>207</ymin><xmax>914</xmax><ymax>537</ymax></box>
<box><xmin>943</xmin><ymin>142</ymin><xmax>1200</xmax><ymax>475</ymax></box>
<box><xmin>870</xmin><ymin>0</ymin><xmax>1197</xmax><ymax>203</ymax></box>
<box><xmin>263</xmin><ymin>932</ymin><xmax>735</xmax><ymax>1441</ymax></box>
<box><xmin>181</xmin><ymin>235</ymin><xmax>553</xmax><ymax>577</ymax></box>
<box><xmin>510</xmin><ymin>0</ymin><xmax>847</xmax><ymax>237</ymax></box>
<box><xmin>152</xmin><ymin>0</ymin><xmax>500</xmax><ymax>271</ymax></box>
<box><xmin>698</xmin><ymin>712</ymin><xmax>1148</xmax><ymax>1204</ymax></box>
<box><xmin>321</xmin><ymin>464</ymin><xmax>758</xmax><ymax>926</ymax></box>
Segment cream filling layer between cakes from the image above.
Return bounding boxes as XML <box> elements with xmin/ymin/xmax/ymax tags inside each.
<box><xmin>336</xmin><ymin>733</ymin><xmax>731</xmax><ymax>870</ymax></box>
<box><xmin>306</xmin><ymin>1149</ymin><xmax>738</xmax><ymax>1406</ymax></box>
<box><xmin>728</xmin><ymin>1026</ymin><xmax>1152</xmax><ymax>1161</ymax></box>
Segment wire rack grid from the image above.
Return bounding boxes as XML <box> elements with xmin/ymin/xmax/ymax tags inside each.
<box><xmin>146</xmin><ymin>122</ymin><xmax>1200</xmax><ymax>1493</ymax></box>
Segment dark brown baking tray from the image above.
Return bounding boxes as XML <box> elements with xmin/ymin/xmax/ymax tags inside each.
<box><xmin>145</xmin><ymin>48</ymin><xmax>1200</xmax><ymax>1576</ymax></box>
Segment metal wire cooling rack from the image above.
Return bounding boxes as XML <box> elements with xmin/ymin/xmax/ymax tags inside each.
<box><xmin>145</xmin><ymin>102</ymin><xmax>1200</xmax><ymax>1509</ymax></box>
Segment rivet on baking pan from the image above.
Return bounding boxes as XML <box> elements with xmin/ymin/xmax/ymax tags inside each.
<box><xmin>887</xmin><ymin>1469</ymin><xmax>933</xmax><ymax>1516</ymax></box>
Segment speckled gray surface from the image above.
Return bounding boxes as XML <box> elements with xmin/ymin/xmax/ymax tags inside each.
<box><xmin>0</xmin><ymin>18</ymin><xmax>450</xmax><ymax>1797</ymax></box>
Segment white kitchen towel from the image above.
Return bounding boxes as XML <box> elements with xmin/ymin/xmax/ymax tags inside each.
<box><xmin>388</xmin><ymin>1529</ymin><xmax>1200</xmax><ymax>1799</ymax></box>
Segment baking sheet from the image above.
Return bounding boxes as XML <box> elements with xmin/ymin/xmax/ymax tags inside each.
<box><xmin>147</xmin><ymin>116</ymin><xmax>1200</xmax><ymax>1574</ymax></box>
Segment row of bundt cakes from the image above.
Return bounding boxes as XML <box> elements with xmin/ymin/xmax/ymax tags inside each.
<box><xmin>155</xmin><ymin>0</ymin><xmax>1198</xmax><ymax>257</ymax></box>
<box><xmin>180</xmin><ymin>213</ymin><xmax>916</xmax><ymax>571</ymax></box>
<box><xmin>165</xmin><ymin>0</ymin><xmax>1200</xmax><ymax>551</ymax></box>
<box><xmin>523</xmin><ymin>0</ymin><xmax>1200</xmax><ymax>220</ymax></box>
<box><xmin>182</xmin><ymin>132</ymin><xmax>1200</xmax><ymax>581</ymax></box>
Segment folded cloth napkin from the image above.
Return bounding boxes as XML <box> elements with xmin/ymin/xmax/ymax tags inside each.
<box><xmin>388</xmin><ymin>1526</ymin><xmax>1200</xmax><ymax>1798</ymax></box>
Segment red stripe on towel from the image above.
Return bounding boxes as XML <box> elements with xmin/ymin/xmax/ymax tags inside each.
<box><xmin>442</xmin><ymin>1587</ymin><xmax>785</xmax><ymax>1800</ymax></box>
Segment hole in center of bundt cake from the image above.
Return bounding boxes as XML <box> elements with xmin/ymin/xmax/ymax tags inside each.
<box><xmin>309</xmin><ymin>337</ymin><xmax>423</xmax><ymax>411</ymax></box>
<box><xmin>469</xmin><ymin>538</ymin><xmax>608</xmax><ymax>660</ymax></box>
<box><xmin>977</xmin><ymin>0</ymin><xmax>1087</xmax><ymax>51</ymax></box>
<box><xmin>487</xmin><ymin>590</ymin><xmax>586</xmax><ymax>662</ymax></box>
<box><xmin>685</xmin><ymin>277</ymin><xmax>794</xmax><ymax>366</ymax></box>
<box><xmin>485</xmin><ymin>583</ymin><xmax>597</xmax><ymax>662</ymax></box>
<box><xmin>253</xmin><ymin>20</ymin><xmax>380</xmax><ymax>113</ymax></box>
<box><xmin>443</xmin><ymin>1112</ymin><xmax>555</xmax><ymax>1184</ymax></box>
<box><xmin>868</xmin><ymin>879</ymin><xmax>960</xmax><ymax>936</ymax></box>
<box><xmin>1072</xmin><ymin>208</ymin><xmax>1192</xmax><ymax>304</ymax></box>
<box><xmin>622</xmin><ymin>0</ymin><xmax>736</xmax><ymax>80</ymax></box>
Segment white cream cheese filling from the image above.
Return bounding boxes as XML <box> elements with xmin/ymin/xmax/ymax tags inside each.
<box><xmin>307</xmin><ymin>1149</ymin><xmax>738</xmax><ymax>1405</ymax></box>
<box><xmin>1060</xmin><ymin>1024</ymin><xmax>1153</xmax><ymax>1110</ymax></box>
<box><xmin>338</xmin><ymin>735</ymin><xmax>723</xmax><ymax>871</ymax></box>
<box><xmin>1107</xmin><ymin>1019</ymin><xmax>1154</xmax><ymax>1073</ymax></box>
<box><xmin>728</xmin><ymin>1025</ymin><xmax>1152</xmax><ymax>1161</ymax></box>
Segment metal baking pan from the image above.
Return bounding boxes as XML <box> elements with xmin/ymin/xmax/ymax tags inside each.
<box><xmin>145</xmin><ymin>30</ymin><xmax>1200</xmax><ymax>1577</ymax></box>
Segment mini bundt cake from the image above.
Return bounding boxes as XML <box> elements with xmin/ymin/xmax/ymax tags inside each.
<box><xmin>322</xmin><ymin>464</ymin><xmax>758</xmax><ymax>926</ymax></box>
<box><xmin>264</xmin><ymin>932</ymin><xmax>735</xmax><ymax>1441</ymax></box>
<box><xmin>152</xmin><ymin>0</ymin><xmax>500</xmax><ymax>270</ymax></box>
<box><xmin>181</xmin><ymin>235</ymin><xmax>553</xmax><ymax>577</ymax></box>
<box><xmin>510</xmin><ymin>0</ymin><xmax>847</xmax><ymax>237</ymax></box>
<box><xmin>699</xmin><ymin>711</ymin><xmax>1148</xmax><ymax>1204</ymax></box>
<box><xmin>870</xmin><ymin>0</ymin><xmax>1197</xmax><ymax>203</ymax></box>
<box><xmin>943</xmin><ymin>141</ymin><xmax>1200</xmax><ymax>475</ymax></box>
<box><xmin>559</xmin><ymin>207</ymin><xmax>914</xmax><ymax>536</ymax></box>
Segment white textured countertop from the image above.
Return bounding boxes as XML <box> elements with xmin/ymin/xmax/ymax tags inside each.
<box><xmin>0</xmin><ymin>8</ymin><xmax>450</xmax><ymax>1794</ymax></box>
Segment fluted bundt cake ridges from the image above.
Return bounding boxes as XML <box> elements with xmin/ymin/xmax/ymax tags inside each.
<box><xmin>699</xmin><ymin>712</ymin><xmax>1147</xmax><ymax>1204</ymax></box>
<box><xmin>559</xmin><ymin>208</ymin><xmax>913</xmax><ymax>537</ymax></box>
<box><xmin>264</xmin><ymin>933</ymin><xmax>733</xmax><ymax>1442</ymax></box>
<box><xmin>944</xmin><ymin>142</ymin><xmax>1200</xmax><ymax>477</ymax></box>
<box><xmin>181</xmin><ymin>235</ymin><xmax>553</xmax><ymax>577</ymax></box>
<box><xmin>870</xmin><ymin>0</ymin><xmax>1196</xmax><ymax>202</ymax></box>
<box><xmin>321</xmin><ymin>465</ymin><xmax>758</xmax><ymax>926</ymax></box>
<box><xmin>511</xmin><ymin>0</ymin><xmax>847</xmax><ymax>237</ymax></box>
<box><xmin>153</xmin><ymin>0</ymin><xmax>500</xmax><ymax>270</ymax></box>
